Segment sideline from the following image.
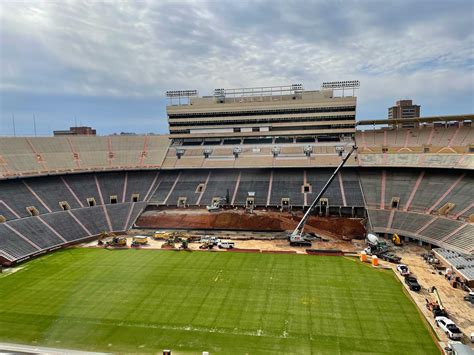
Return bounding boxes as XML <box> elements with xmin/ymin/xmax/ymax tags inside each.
<box><xmin>0</xmin><ymin>342</ymin><xmax>107</xmax><ymax>354</ymax></box>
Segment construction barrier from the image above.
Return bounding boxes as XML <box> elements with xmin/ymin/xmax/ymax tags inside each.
<box><xmin>261</xmin><ymin>250</ymin><xmax>297</xmax><ymax>254</ymax></box>
<box><xmin>305</xmin><ymin>249</ymin><xmax>344</xmax><ymax>256</ymax></box>
<box><xmin>227</xmin><ymin>248</ymin><xmax>261</xmax><ymax>253</ymax></box>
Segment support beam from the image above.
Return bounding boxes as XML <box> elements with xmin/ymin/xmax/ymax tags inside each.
<box><xmin>123</xmin><ymin>202</ymin><xmax>135</xmax><ymax>230</ymax></box>
<box><xmin>440</xmin><ymin>223</ymin><xmax>467</xmax><ymax>242</ymax></box>
<box><xmin>163</xmin><ymin>172</ymin><xmax>181</xmax><ymax>205</ymax></box>
<box><xmin>122</xmin><ymin>172</ymin><xmax>128</xmax><ymax>203</ymax></box>
<box><xmin>427</xmin><ymin>173</ymin><xmax>465</xmax><ymax>213</ymax></box>
<box><xmin>196</xmin><ymin>171</ymin><xmax>211</xmax><ymax>206</ymax></box>
<box><xmin>231</xmin><ymin>171</ymin><xmax>241</xmax><ymax>206</ymax></box>
<box><xmin>380</xmin><ymin>170</ymin><xmax>386</xmax><ymax>209</ymax></box>
<box><xmin>448</xmin><ymin>126</ymin><xmax>460</xmax><ymax>148</ymax></box>
<box><xmin>68</xmin><ymin>210</ymin><xmax>92</xmax><ymax>236</ymax></box>
<box><xmin>453</xmin><ymin>203</ymin><xmax>474</xmax><ymax>220</ymax></box>
<box><xmin>94</xmin><ymin>175</ymin><xmax>113</xmax><ymax>231</ymax></box>
<box><xmin>303</xmin><ymin>170</ymin><xmax>308</xmax><ymax>207</ymax></box>
<box><xmin>67</xmin><ymin>137</ymin><xmax>81</xmax><ymax>169</ymax></box>
<box><xmin>22</xmin><ymin>181</ymin><xmax>52</xmax><ymax>213</ymax></box>
<box><xmin>266</xmin><ymin>170</ymin><xmax>273</xmax><ymax>206</ymax></box>
<box><xmin>404</xmin><ymin>170</ymin><xmax>425</xmax><ymax>211</ymax></box>
<box><xmin>144</xmin><ymin>172</ymin><xmax>160</xmax><ymax>201</ymax></box>
<box><xmin>61</xmin><ymin>176</ymin><xmax>84</xmax><ymax>208</ymax></box>
<box><xmin>4</xmin><ymin>223</ymin><xmax>41</xmax><ymax>250</ymax></box>
<box><xmin>416</xmin><ymin>217</ymin><xmax>436</xmax><ymax>234</ymax></box>
<box><xmin>338</xmin><ymin>172</ymin><xmax>347</xmax><ymax>207</ymax></box>
<box><xmin>387</xmin><ymin>210</ymin><xmax>395</xmax><ymax>230</ymax></box>
<box><xmin>0</xmin><ymin>200</ymin><xmax>21</xmax><ymax>219</ymax></box>
<box><xmin>36</xmin><ymin>216</ymin><xmax>67</xmax><ymax>243</ymax></box>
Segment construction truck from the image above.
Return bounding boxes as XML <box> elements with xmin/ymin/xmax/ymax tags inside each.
<box><xmin>425</xmin><ymin>286</ymin><xmax>448</xmax><ymax>317</ymax></box>
<box><xmin>364</xmin><ymin>233</ymin><xmax>389</xmax><ymax>256</ymax></box>
<box><xmin>153</xmin><ymin>231</ymin><xmax>172</xmax><ymax>240</ymax></box>
<box><xmin>131</xmin><ymin>236</ymin><xmax>148</xmax><ymax>247</ymax></box>
<box><xmin>392</xmin><ymin>233</ymin><xmax>403</xmax><ymax>246</ymax></box>
<box><xmin>288</xmin><ymin>145</ymin><xmax>357</xmax><ymax>247</ymax></box>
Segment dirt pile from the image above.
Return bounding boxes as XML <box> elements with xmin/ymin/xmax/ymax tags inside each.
<box><xmin>136</xmin><ymin>208</ymin><xmax>366</xmax><ymax>241</ymax></box>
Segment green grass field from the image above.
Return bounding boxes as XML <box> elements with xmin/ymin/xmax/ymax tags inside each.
<box><xmin>0</xmin><ymin>249</ymin><xmax>438</xmax><ymax>354</ymax></box>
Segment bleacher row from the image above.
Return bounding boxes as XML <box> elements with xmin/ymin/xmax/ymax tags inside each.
<box><xmin>0</xmin><ymin>135</ymin><xmax>170</xmax><ymax>178</ymax></box>
<box><xmin>0</xmin><ymin>170</ymin><xmax>158</xmax><ymax>263</ymax></box>
<box><xmin>148</xmin><ymin>168</ymin><xmax>364</xmax><ymax>207</ymax></box>
<box><xmin>359</xmin><ymin>169</ymin><xmax>473</xmax><ymax>219</ymax></box>
<box><xmin>356</xmin><ymin>125</ymin><xmax>473</xmax><ymax>152</ymax></box>
<box><xmin>0</xmin><ymin>203</ymin><xmax>146</xmax><ymax>262</ymax></box>
<box><xmin>0</xmin><ymin>125</ymin><xmax>472</xmax><ymax>179</ymax></box>
<box><xmin>367</xmin><ymin>209</ymin><xmax>473</xmax><ymax>255</ymax></box>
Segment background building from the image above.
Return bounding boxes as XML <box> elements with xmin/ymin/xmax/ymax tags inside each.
<box><xmin>53</xmin><ymin>126</ymin><xmax>97</xmax><ymax>136</ymax></box>
<box><xmin>166</xmin><ymin>82</ymin><xmax>358</xmax><ymax>145</ymax></box>
<box><xmin>388</xmin><ymin>100</ymin><xmax>421</xmax><ymax>128</ymax></box>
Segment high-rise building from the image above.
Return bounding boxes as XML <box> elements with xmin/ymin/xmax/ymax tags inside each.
<box><xmin>166</xmin><ymin>83</ymin><xmax>358</xmax><ymax>144</ymax></box>
<box><xmin>388</xmin><ymin>100</ymin><xmax>421</xmax><ymax>128</ymax></box>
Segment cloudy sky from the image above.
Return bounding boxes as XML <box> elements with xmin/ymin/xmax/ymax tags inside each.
<box><xmin>1</xmin><ymin>0</ymin><xmax>473</xmax><ymax>136</ymax></box>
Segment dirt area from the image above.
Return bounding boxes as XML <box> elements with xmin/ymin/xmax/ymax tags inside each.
<box><xmin>379</xmin><ymin>244</ymin><xmax>474</xmax><ymax>349</ymax></box>
<box><xmin>136</xmin><ymin>208</ymin><xmax>366</xmax><ymax>241</ymax></box>
<box><xmin>81</xmin><ymin>233</ymin><xmax>361</xmax><ymax>253</ymax></box>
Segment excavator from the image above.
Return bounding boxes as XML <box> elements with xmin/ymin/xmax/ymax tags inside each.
<box><xmin>289</xmin><ymin>145</ymin><xmax>357</xmax><ymax>247</ymax></box>
<box><xmin>425</xmin><ymin>286</ymin><xmax>448</xmax><ymax>317</ymax></box>
<box><xmin>392</xmin><ymin>233</ymin><xmax>403</xmax><ymax>246</ymax></box>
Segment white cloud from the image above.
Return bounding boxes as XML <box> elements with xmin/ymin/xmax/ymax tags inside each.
<box><xmin>0</xmin><ymin>0</ymin><xmax>473</xmax><ymax>115</ymax></box>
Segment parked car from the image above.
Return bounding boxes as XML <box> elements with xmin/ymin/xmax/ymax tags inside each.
<box><xmin>380</xmin><ymin>253</ymin><xmax>402</xmax><ymax>264</ymax></box>
<box><xmin>396</xmin><ymin>264</ymin><xmax>410</xmax><ymax>276</ymax></box>
<box><xmin>435</xmin><ymin>317</ymin><xmax>463</xmax><ymax>340</ymax></box>
<box><xmin>463</xmin><ymin>292</ymin><xmax>474</xmax><ymax>304</ymax></box>
<box><xmin>404</xmin><ymin>276</ymin><xmax>421</xmax><ymax>291</ymax></box>
<box><xmin>218</xmin><ymin>241</ymin><xmax>235</xmax><ymax>249</ymax></box>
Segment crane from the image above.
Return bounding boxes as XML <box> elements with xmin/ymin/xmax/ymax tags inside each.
<box><xmin>289</xmin><ymin>145</ymin><xmax>357</xmax><ymax>246</ymax></box>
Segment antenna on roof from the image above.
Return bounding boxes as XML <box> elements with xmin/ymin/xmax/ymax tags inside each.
<box><xmin>33</xmin><ymin>114</ymin><xmax>37</xmax><ymax>137</ymax></box>
<box><xmin>12</xmin><ymin>113</ymin><xmax>16</xmax><ymax>137</ymax></box>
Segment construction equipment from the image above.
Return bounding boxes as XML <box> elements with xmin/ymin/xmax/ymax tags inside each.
<box><xmin>105</xmin><ymin>235</ymin><xmax>127</xmax><ymax>248</ymax></box>
<box><xmin>392</xmin><ymin>233</ymin><xmax>403</xmax><ymax>246</ymax></box>
<box><xmin>288</xmin><ymin>145</ymin><xmax>357</xmax><ymax>246</ymax></box>
<box><xmin>161</xmin><ymin>238</ymin><xmax>176</xmax><ymax>249</ymax></box>
<box><xmin>153</xmin><ymin>231</ymin><xmax>172</xmax><ymax>240</ymax></box>
<box><xmin>97</xmin><ymin>231</ymin><xmax>111</xmax><ymax>245</ymax></box>
<box><xmin>364</xmin><ymin>233</ymin><xmax>389</xmax><ymax>255</ymax></box>
<box><xmin>426</xmin><ymin>286</ymin><xmax>448</xmax><ymax>317</ymax></box>
<box><xmin>131</xmin><ymin>236</ymin><xmax>148</xmax><ymax>247</ymax></box>
<box><xmin>199</xmin><ymin>241</ymin><xmax>214</xmax><ymax>250</ymax></box>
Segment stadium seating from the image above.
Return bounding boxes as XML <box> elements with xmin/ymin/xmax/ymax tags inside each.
<box><xmin>0</xmin><ymin>135</ymin><xmax>170</xmax><ymax>178</ymax></box>
<box><xmin>0</xmin><ymin>124</ymin><xmax>472</xmax><ymax>263</ymax></box>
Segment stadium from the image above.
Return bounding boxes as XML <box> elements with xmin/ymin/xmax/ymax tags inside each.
<box><xmin>0</xmin><ymin>81</ymin><xmax>473</xmax><ymax>354</ymax></box>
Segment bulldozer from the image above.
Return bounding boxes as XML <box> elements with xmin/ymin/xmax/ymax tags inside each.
<box><xmin>392</xmin><ymin>233</ymin><xmax>403</xmax><ymax>246</ymax></box>
<box><xmin>105</xmin><ymin>235</ymin><xmax>127</xmax><ymax>248</ymax></box>
<box><xmin>98</xmin><ymin>231</ymin><xmax>121</xmax><ymax>246</ymax></box>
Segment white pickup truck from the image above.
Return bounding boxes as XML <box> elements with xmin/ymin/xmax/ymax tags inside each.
<box><xmin>218</xmin><ymin>241</ymin><xmax>235</xmax><ymax>249</ymax></box>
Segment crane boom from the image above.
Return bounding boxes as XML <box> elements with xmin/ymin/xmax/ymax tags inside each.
<box><xmin>289</xmin><ymin>145</ymin><xmax>357</xmax><ymax>245</ymax></box>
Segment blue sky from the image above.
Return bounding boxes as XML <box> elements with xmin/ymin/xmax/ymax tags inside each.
<box><xmin>1</xmin><ymin>0</ymin><xmax>473</xmax><ymax>136</ymax></box>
